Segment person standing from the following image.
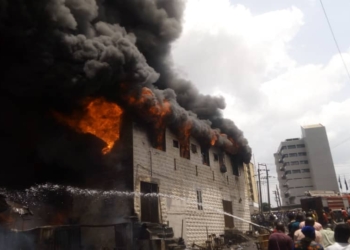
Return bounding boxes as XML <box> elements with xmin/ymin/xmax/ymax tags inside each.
<box><xmin>268</xmin><ymin>222</ymin><xmax>293</xmax><ymax>250</ymax></box>
<box><xmin>325</xmin><ymin>224</ymin><xmax>350</xmax><ymax>250</ymax></box>
<box><xmin>322</xmin><ymin>210</ymin><xmax>329</xmax><ymax>225</ymax></box>
<box><xmin>294</xmin><ymin>217</ymin><xmax>323</xmax><ymax>244</ymax></box>
<box><xmin>320</xmin><ymin>224</ymin><xmax>335</xmax><ymax>248</ymax></box>
<box><xmin>299</xmin><ymin>213</ymin><xmax>323</xmax><ymax>231</ymax></box>
<box><xmin>290</xmin><ymin>213</ymin><xmax>304</xmax><ymax>237</ymax></box>
<box><xmin>341</xmin><ymin>208</ymin><xmax>348</xmax><ymax>223</ymax></box>
<box><xmin>294</xmin><ymin>226</ymin><xmax>324</xmax><ymax>250</ymax></box>
<box><xmin>287</xmin><ymin>213</ymin><xmax>296</xmax><ymax>239</ymax></box>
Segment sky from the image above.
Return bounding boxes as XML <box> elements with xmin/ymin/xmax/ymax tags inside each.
<box><xmin>171</xmin><ymin>0</ymin><xmax>350</xmax><ymax>206</ymax></box>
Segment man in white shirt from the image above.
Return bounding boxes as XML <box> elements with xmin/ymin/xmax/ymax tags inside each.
<box><xmin>326</xmin><ymin>224</ymin><xmax>350</xmax><ymax>250</ymax></box>
<box><xmin>320</xmin><ymin>224</ymin><xmax>335</xmax><ymax>248</ymax></box>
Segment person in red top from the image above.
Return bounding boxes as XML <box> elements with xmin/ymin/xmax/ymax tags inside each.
<box><xmin>322</xmin><ymin>210</ymin><xmax>328</xmax><ymax>225</ymax></box>
<box><xmin>268</xmin><ymin>222</ymin><xmax>293</xmax><ymax>250</ymax></box>
<box><xmin>341</xmin><ymin>208</ymin><xmax>348</xmax><ymax>222</ymax></box>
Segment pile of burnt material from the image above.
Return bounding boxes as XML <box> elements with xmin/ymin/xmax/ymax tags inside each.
<box><xmin>136</xmin><ymin>223</ymin><xmax>185</xmax><ymax>250</ymax></box>
<box><xmin>224</xmin><ymin>229</ymin><xmax>251</xmax><ymax>245</ymax></box>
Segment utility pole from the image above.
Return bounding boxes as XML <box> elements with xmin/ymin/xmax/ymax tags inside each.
<box><xmin>273</xmin><ymin>191</ymin><xmax>278</xmax><ymax>207</ymax></box>
<box><xmin>276</xmin><ymin>185</ymin><xmax>282</xmax><ymax>208</ymax></box>
<box><xmin>257</xmin><ymin>165</ymin><xmax>263</xmax><ymax>213</ymax></box>
<box><xmin>266</xmin><ymin>165</ymin><xmax>271</xmax><ymax>212</ymax></box>
<box><xmin>259</xmin><ymin>163</ymin><xmax>271</xmax><ymax>212</ymax></box>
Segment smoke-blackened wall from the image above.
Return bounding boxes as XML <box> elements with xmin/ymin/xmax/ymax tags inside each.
<box><xmin>0</xmin><ymin>0</ymin><xmax>251</xmax><ymax>189</ymax></box>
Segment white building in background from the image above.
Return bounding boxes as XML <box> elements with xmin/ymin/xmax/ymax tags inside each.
<box><xmin>274</xmin><ymin>124</ymin><xmax>339</xmax><ymax>206</ymax></box>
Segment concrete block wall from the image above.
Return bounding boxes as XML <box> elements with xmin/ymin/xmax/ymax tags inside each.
<box><xmin>132</xmin><ymin>124</ymin><xmax>250</xmax><ymax>245</ymax></box>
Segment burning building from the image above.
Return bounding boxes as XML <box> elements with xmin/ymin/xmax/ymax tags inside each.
<box><xmin>0</xmin><ymin>0</ymin><xmax>252</xmax><ymax>249</ymax></box>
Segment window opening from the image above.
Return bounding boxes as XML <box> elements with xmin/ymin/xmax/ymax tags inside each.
<box><xmin>191</xmin><ymin>144</ymin><xmax>197</xmax><ymax>153</ymax></box>
<box><xmin>197</xmin><ymin>190</ymin><xmax>203</xmax><ymax>210</ymax></box>
<box><xmin>180</xmin><ymin>138</ymin><xmax>190</xmax><ymax>159</ymax></box>
<box><xmin>213</xmin><ymin>153</ymin><xmax>219</xmax><ymax>161</ymax></box>
<box><xmin>201</xmin><ymin>146</ymin><xmax>210</xmax><ymax>166</ymax></box>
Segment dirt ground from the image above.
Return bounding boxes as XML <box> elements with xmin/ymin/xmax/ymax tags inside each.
<box><xmin>233</xmin><ymin>241</ymin><xmax>258</xmax><ymax>250</ymax></box>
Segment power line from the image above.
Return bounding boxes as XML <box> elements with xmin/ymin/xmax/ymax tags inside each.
<box><xmin>332</xmin><ymin>136</ymin><xmax>350</xmax><ymax>149</ymax></box>
<box><xmin>319</xmin><ymin>0</ymin><xmax>350</xmax><ymax>81</ymax></box>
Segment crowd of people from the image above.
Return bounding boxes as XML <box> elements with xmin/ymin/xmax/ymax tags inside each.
<box><xmin>267</xmin><ymin>210</ymin><xmax>350</xmax><ymax>250</ymax></box>
<box><xmin>252</xmin><ymin>207</ymin><xmax>350</xmax><ymax>230</ymax></box>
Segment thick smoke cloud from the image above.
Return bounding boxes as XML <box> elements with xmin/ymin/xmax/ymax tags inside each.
<box><xmin>0</xmin><ymin>0</ymin><xmax>251</xmax><ymax>179</ymax></box>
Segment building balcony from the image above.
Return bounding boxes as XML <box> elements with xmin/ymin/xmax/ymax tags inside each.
<box><xmin>285</xmin><ymin>191</ymin><xmax>295</xmax><ymax>199</ymax></box>
<box><xmin>289</xmin><ymin>196</ymin><xmax>296</xmax><ymax>201</ymax></box>
<box><xmin>282</xmin><ymin>182</ymin><xmax>288</xmax><ymax>188</ymax></box>
<box><xmin>279</xmin><ymin>165</ymin><xmax>285</xmax><ymax>171</ymax></box>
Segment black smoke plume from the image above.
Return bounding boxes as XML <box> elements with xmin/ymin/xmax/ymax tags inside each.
<box><xmin>0</xmin><ymin>0</ymin><xmax>251</xmax><ymax>188</ymax></box>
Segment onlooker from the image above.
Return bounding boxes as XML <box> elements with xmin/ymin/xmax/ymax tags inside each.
<box><xmin>299</xmin><ymin>213</ymin><xmax>323</xmax><ymax>231</ymax></box>
<box><xmin>294</xmin><ymin>226</ymin><xmax>324</xmax><ymax>250</ymax></box>
<box><xmin>290</xmin><ymin>213</ymin><xmax>304</xmax><ymax>237</ymax></box>
<box><xmin>294</xmin><ymin>217</ymin><xmax>323</xmax><ymax>244</ymax></box>
<box><xmin>320</xmin><ymin>224</ymin><xmax>335</xmax><ymax>248</ymax></box>
<box><xmin>341</xmin><ymin>208</ymin><xmax>348</xmax><ymax>223</ymax></box>
<box><xmin>329</xmin><ymin>209</ymin><xmax>334</xmax><ymax>223</ymax></box>
<box><xmin>287</xmin><ymin>213</ymin><xmax>296</xmax><ymax>239</ymax></box>
<box><xmin>322</xmin><ymin>210</ymin><xmax>329</xmax><ymax>225</ymax></box>
<box><xmin>268</xmin><ymin>222</ymin><xmax>293</xmax><ymax>250</ymax></box>
<box><xmin>325</xmin><ymin>224</ymin><xmax>350</xmax><ymax>250</ymax></box>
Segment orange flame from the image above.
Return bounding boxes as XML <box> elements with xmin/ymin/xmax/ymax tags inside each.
<box><xmin>127</xmin><ymin>87</ymin><xmax>171</xmax><ymax>150</ymax></box>
<box><xmin>127</xmin><ymin>88</ymin><xmax>171</xmax><ymax>122</ymax></box>
<box><xmin>54</xmin><ymin>97</ymin><xmax>123</xmax><ymax>154</ymax></box>
<box><xmin>210</xmin><ymin>131</ymin><xmax>219</xmax><ymax>146</ymax></box>
<box><xmin>179</xmin><ymin>121</ymin><xmax>192</xmax><ymax>159</ymax></box>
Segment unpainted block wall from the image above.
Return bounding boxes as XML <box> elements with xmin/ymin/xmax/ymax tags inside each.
<box><xmin>132</xmin><ymin>124</ymin><xmax>250</xmax><ymax>245</ymax></box>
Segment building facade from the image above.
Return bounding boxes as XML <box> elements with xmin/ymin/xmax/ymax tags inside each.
<box><xmin>274</xmin><ymin>124</ymin><xmax>339</xmax><ymax>206</ymax></box>
<box><xmin>244</xmin><ymin>163</ymin><xmax>259</xmax><ymax>213</ymax></box>
<box><xmin>133</xmin><ymin>123</ymin><xmax>251</xmax><ymax>244</ymax></box>
<box><xmin>2</xmin><ymin>121</ymin><xmax>251</xmax><ymax>248</ymax></box>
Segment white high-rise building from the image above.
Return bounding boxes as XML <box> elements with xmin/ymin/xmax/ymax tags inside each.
<box><xmin>274</xmin><ymin>124</ymin><xmax>339</xmax><ymax>206</ymax></box>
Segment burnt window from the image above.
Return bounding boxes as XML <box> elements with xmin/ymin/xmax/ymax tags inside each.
<box><xmin>232</xmin><ymin>164</ymin><xmax>239</xmax><ymax>176</ymax></box>
<box><xmin>213</xmin><ymin>153</ymin><xmax>219</xmax><ymax>161</ymax></box>
<box><xmin>191</xmin><ymin>144</ymin><xmax>197</xmax><ymax>153</ymax></box>
<box><xmin>196</xmin><ymin>190</ymin><xmax>203</xmax><ymax>210</ymax></box>
<box><xmin>180</xmin><ymin>139</ymin><xmax>190</xmax><ymax>160</ymax></box>
<box><xmin>201</xmin><ymin>146</ymin><xmax>210</xmax><ymax>166</ymax></box>
<box><xmin>152</xmin><ymin>128</ymin><xmax>166</xmax><ymax>151</ymax></box>
<box><xmin>148</xmin><ymin>126</ymin><xmax>166</xmax><ymax>152</ymax></box>
<box><xmin>231</xmin><ymin>157</ymin><xmax>241</xmax><ymax>176</ymax></box>
<box><xmin>173</xmin><ymin>140</ymin><xmax>179</xmax><ymax>148</ymax></box>
<box><xmin>219</xmin><ymin>154</ymin><xmax>225</xmax><ymax>165</ymax></box>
